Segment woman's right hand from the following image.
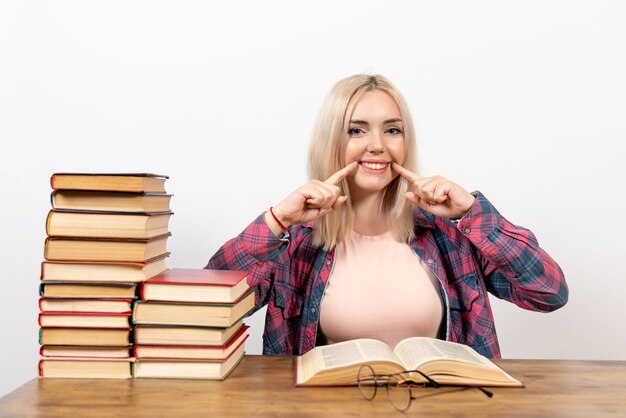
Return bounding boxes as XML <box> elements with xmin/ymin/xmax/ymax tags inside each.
<box><xmin>265</xmin><ymin>162</ymin><xmax>358</xmax><ymax>234</ymax></box>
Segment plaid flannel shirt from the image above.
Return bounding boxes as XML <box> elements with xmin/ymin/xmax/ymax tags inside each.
<box><xmin>206</xmin><ymin>191</ymin><xmax>568</xmax><ymax>358</ymax></box>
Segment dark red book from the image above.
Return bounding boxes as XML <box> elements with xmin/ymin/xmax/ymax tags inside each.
<box><xmin>140</xmin><ymin>268</ymin><xmax>250</xmax><ymax>303</ymax></box>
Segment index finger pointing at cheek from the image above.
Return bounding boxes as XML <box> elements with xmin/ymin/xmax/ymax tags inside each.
<box><xmin>392</xmin><ymin>162</ymin><xmax>421</xmax><ymax>183</ymax></box>
<box><xmin>325</xmin><ymin>161</ymin><xmax>358</xmax><ymax>185</ymax></box>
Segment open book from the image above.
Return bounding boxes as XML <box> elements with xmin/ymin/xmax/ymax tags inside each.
<box><xmin>296</xmin><ymin>337</ymin><xmax>523</xmax><ymax>387</ymax></box>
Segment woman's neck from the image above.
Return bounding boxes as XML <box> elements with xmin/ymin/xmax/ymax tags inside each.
<box><xmin>351</xmin><ymin>191</ymin><xmax>388</xmax><ymax>236</ymax></box>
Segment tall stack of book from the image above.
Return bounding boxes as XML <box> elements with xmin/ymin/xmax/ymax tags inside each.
<box><xmin>38</xmin><ymin>173</ymin><xmax>173</xmax><ymax>378</ymax></box>
<box><xmin>132</xmin><ymin>268</ymin><xmax>252</xmax><ymax>380</ymax></box>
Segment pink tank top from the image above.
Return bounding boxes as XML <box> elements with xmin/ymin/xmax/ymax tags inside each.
<box><xmin>319</xmin><ymin>231</ymin><xmax>443</xmax><ymax>348</ymax></box>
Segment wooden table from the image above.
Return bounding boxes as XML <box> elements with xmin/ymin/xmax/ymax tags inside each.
<box><xmin>1</xmin><ymin>356</ymin><xmax>625</xmax><ymax>417</ymax></box>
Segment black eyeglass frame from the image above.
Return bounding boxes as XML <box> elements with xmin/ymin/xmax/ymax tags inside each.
<box><xmin>357</xmin><ymin>364</ymin><xmax>493</xmax><ymax>412</ymax></box>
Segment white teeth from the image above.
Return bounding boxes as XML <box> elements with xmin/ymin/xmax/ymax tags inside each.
<box><xmin>361</xmin><ymin>162</ymin><xmax>387</xmax><ymax>170</ymax></box>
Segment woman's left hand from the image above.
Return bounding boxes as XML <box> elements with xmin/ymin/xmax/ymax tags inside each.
<box><xmin>392</xmin><ymin>163</ymin><xmax>475</xmax><ymax>219</ymax></box>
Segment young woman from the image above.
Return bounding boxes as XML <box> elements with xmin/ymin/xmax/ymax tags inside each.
<box><xmin>206</xmin><ymin>74</ymin><xmax>568</xmax><ymax>358</ymax></box>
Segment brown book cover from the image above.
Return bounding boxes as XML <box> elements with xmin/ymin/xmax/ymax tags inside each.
<box><xmin>44</xmin><ymin>233</ymin><xmax>171</xmax><ymax>262</ymax></box>
<box><xmin>41</xmin><ymin>253</ymin><xmax>169</xmax><ymax>283</ymax></box>
<box><xmin>50</xmin><ymin>173</ymin><xmax>168</xmax><ymax>193</ymax></box>
<box><xmin>39</xmin><ymin>282</ymin><xmax>138</xmax><ymax>299</ymax></box>
<box><xmin>46</xmin><ymin>210</ymin><xmax>172</xmax><ymax>239</ymax></box>
<box><xmin>51</xmin><ymin>190</ymin><xmax>172</xmax><ymax>212</ymax></box>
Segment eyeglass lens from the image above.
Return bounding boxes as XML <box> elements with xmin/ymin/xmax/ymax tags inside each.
<box><xmin>386</xmin><ymin>377</ymin><xmax>413</xmax><ymax>411</ymax></box>
<box><xmin>357</xmin><ymin>365</ymin><xmax>378</xmax><ymax>400</ymax></box>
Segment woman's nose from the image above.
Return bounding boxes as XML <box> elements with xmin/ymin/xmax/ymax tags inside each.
<box><xmin>366</xmin><ymin>131</ymin><xmax>384</xmax><ymax>154</ymax></box>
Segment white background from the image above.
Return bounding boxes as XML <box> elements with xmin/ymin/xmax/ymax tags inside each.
<box><xmin>1</xmin><ymin>1</ymin><xmax>625</xmax><ymax>397</ymax></box>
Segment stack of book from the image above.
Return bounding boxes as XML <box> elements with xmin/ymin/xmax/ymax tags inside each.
<box><xmin>38</xmin><ymin>173</ymin><xmax>172</xmax><ymax>378</ymax></box>
<box><xmin>132</xmin><ymin>268</ymin><xmax>253</xmax><ymax>380</ymax></box>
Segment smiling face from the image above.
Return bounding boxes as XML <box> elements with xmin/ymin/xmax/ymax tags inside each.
<box><xmin>344</xmin><ymin>89</ymin><xmax>405</xmax><ymax>199</ymax></box>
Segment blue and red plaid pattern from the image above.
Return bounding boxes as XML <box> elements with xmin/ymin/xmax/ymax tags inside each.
<box><xmin>206</xmin><ymin>191</ymin><xmax>568</xmax><ymax>358</ymax></box>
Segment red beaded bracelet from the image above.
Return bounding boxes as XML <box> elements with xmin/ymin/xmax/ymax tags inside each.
<box><xmin>269</xmin><ymin>207</ymin><xmax>287</xmax><ymax>231</ymax></box>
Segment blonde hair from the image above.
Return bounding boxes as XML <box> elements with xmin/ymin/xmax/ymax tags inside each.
<box><xmin>308</xmin><ymin>74</ymin><xmax>418</xmax><ymax>249</ymax></box>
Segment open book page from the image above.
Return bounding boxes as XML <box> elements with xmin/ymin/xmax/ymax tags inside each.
<box><xmin>315</xmin><ymin>339</ymin><xmax>400</xmax><ymax>369</ymax></box>
<box><xmin>394</xmin><ymin>337</ymin><xmax>495</xmax><ymax>370</ymax></box>
<box><xmin>296</xmin><ymin>337</ymin><xmax>522</xmax><ymax>386</ymax></box>
<box><xmin>296</xmin><ymin>339</ymin><xmax>403</xmax><ymax>385</ymax></box>
<box><xmin>393</xmin><ymin>337</ymin><xmax>521</xmax><ymax>386</ymax></box>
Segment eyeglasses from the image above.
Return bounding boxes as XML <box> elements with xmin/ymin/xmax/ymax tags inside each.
<box><xmin>357</xmin><ymin>365</ymin><xmax>493</xmax><ymax>412</ymax></box>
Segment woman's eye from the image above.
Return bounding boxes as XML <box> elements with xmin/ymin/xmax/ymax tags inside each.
<box><xmin>348</xmin><ymin>127</ymin><xmax>364</xmax><ymax>136</ymax></box>
<box><xmin>387</xmin><ymin>127</ymin><xmax>402</xmax><ymax>135</ymax></box>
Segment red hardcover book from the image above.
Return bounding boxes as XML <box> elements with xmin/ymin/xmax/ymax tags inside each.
<box><xmin>133</xmin><ymin>325</ymin><xmax>249</xmax><ymax>360</ymax></box>
<box><xmin>140</xmin><ymin>268</ymin><xmax>250</xmax><ymax>303</ymax></box>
